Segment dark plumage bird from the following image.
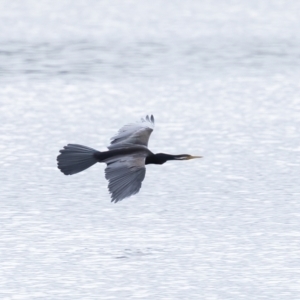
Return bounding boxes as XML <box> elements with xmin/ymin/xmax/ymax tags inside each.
<box><xmin>57</xmin><ymin>115</ymin><xmax>201</xmax><ymax>203</ymax></box>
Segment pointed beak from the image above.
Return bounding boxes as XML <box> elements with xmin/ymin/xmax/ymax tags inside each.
<box><xmin>174</xmin><ymin>154</ymin><xmax>203</xmax><ymax>160</ymax></box>
<box><xmin>188</xmin><ymin>155</ymin><xmax>202</xmax><ymax>160</ymax></box>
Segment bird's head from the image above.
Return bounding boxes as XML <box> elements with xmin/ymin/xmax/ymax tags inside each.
<box><xmin>146</xmin><ymin>153</ymin><xmax>202</xmax><ymax>165</ymax></box>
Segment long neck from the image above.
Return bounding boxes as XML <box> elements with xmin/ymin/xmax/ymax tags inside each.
<box><xmin>145</xmin><ymin>153</ymin><xmax>175</xmax><ymax>165</ymax></box>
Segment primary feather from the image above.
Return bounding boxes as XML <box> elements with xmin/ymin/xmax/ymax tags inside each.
<box><xmin>108</xmin><ymin>115</ymin><xmax>155</xmax><ymax>149</ymax></box>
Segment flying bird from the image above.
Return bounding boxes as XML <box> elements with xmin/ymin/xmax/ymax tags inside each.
<box><xmin>57</xmin><ymin>115</ymin><xmax>201</xmax><ymax>202</ymax></box>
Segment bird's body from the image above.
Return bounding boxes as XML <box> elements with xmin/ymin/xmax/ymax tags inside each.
<box><xmin>57</xmin><ymin>115</ymin><xmax>201</xmax><ymax>202</ymax></box>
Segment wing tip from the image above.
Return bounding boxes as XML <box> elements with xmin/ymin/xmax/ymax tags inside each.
<box><xmin>150</xmin><ymin>114</ymin><xmax>154</xmax><ymax>124</ymax></box>
<box><xmin>142</xmin><ymin>114</ymin><xmax>155</xmax><ymax>125</ymax></box>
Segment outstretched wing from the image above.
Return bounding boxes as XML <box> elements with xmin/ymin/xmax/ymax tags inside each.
<box><xmin>104</xmin><ymin>155</ymin><xmax>146</xmax><ymax>203</ymax></box>
<box><xmin>108</xmin><ymin>115</ymin><xmax>155</xmax><ymax>150</ymax></box>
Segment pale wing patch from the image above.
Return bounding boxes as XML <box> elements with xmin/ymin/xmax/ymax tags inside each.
<box><xmin>108</xmin><ymin>115</ymin><xmax>155</xmax><ymax>150</ymax></box>
<box><xmin>104</xmin><ymin>156</ymin><xmax>146</xmax><ymax>202</ymax></box>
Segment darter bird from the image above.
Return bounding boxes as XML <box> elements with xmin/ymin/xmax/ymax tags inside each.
<box><xmin>57</xmin><ymin>115</ymin><xmax>202</xmax><ymax>203</ymax></box>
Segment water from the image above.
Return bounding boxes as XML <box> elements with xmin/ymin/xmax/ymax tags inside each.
<box><xmin>1</xmin><ymin>1</ymin><xmax>300</xmax><ymax>299</ymax></box>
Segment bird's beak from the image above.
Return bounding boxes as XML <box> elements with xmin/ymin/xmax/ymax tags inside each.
<box><xmin>188</xmin><ymin>155</ymin><xmax>202</xmax><ymax>160</ymax></box>
<box><xmin>174</xmin><ymin>155</ymin><xmax>203</xmax><ymax>160</ymax></box>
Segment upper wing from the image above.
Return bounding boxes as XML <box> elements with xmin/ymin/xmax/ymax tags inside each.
<box><xmin>108</xmin><ymin>115</ymin><xmax>155</xmax><ymax>150</ymax></box>
<box><xmin>104</xmin><ymin>155</ymin><xmax>146</xmax><ymax>203</ymax></box>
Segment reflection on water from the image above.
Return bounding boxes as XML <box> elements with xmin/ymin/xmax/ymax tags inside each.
<box><xmin>1</xmin><ymin>0</ymin><xmax>300</xmax><ymax>299</ymax></box>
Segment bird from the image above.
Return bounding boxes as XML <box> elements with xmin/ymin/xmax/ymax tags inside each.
<box><xmin>57</xmin><ymin>115</ymin><xmax>202</xmax><ymax>203</ymax></box>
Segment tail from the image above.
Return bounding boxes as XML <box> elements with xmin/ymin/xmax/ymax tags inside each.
<box><xmin>57</xmin><ymin>144</ymin><xmax>99</xmax><ymax>175</ymax></box>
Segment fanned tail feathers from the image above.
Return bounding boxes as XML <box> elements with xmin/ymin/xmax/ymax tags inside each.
<box><xmin>57</xmin><ymin>144</ymin><xmax>98</xmax><ymax>175</ymax></box>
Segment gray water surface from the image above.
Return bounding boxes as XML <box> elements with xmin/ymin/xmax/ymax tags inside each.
<box><xmin>1</xmin><ymin>1</ymin><xmax>300</xmax><ymax>299</ymax></box>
